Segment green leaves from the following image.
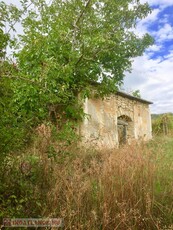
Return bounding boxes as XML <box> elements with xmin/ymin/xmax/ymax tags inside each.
<box><xmin>16</xmin><ymin>0</ymin><xmax>153</xmax><ymax>90</ymax></box>
<box><xmin>0</xmin><ymin>0</ymin><xmax>154</xmax><ymax>154</ymax></box>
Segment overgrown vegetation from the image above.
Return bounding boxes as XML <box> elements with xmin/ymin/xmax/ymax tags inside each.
<box><xmin>2</xmin><ymin>1</ymin><xmax>173</xmax><ymax>229</ymax></box>
<box><xmin>1</xmin><ymin>135</ymin><xmax>173</xmax><ymax>229</ymax></box>
<box><xmin>152</xmin><ymin>113</ymin><xmax>173</xmax><ymax>136</ymax></box>
<box><xmin>0</xmin><ymin>0</ymin><xmax>154</xmax><ymax>155</ymax></box>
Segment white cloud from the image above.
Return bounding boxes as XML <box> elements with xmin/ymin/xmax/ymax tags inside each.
<box><xmin>124</xmin><ymin>50</ymin><xmax>173</xmax><ymax>114</ymax></box>
<box><xmin>153</xmin><ymin>23</ymin><xmax>173</xmax><ymax>42</ymax></box>
<box><xmin>124</xmin><ymin>0</ymin><xmax>173</xmax><ymax>114</ymax></box>
<box><xmin>159</xmin><ymin>14</ymin><xmax>169</xmax><ymax>24</ymax></box>
<box><xmin>134</xmin><ymin>8</ymin><xmax>160</xmax><ymax>37</ymax></box>
<box><xmin>147</xmin><ymin>44</ymin><xmax>162</xmax><ymax>53</ymax></box>
<box><xmin>141</xmin><ymin>0</ymin><xmax>173</xmax><ymax>9</ymax></box>
<box><xmin>5</xmin><ymin>0</ymin><xmax>21</xmax><ymax>7</ymax></box>
<box><xmin>141</xmin><ymin>8</ymin><xmax>160</xmax><ymax>24</ymax></box>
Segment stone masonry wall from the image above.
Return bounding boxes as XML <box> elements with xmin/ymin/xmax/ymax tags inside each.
<box><xmin>79</xmin><ymin>94</ymin><xmax>152</xmax><ymax>149</ymax></box>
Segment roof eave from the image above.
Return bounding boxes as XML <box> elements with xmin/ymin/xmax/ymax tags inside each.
<box><xmin>116</xmin><ymin>91</ymin><xmax>153</xmax><ymax>105</ymax></box>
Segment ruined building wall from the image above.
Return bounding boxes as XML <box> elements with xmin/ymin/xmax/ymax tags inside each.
<box><xmin>133</xmin><ymin>101</ymin><xmax>152</xmax><ymax>141</ymax></box>
<box><xmin>79</xmin><ymin>94</ymin><xmax>152</xmax><ymax>149</ymax></box>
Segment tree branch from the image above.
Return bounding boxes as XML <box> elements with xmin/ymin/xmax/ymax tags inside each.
<box><xmin>74</xmin><ymin>0</ymin><xmax>92</xmax><ymax>26</ymax></box>
<box><xmin>7</xmin><ymin>2</ymin><xmax>33</xmax><ymax>34</ymax></box>
<box><xmin>72</xmin><ymin>0</ymin><xmax>92</xmax><ymax>50</ymax></box>
<box><xmin>75</xmin><ymin>54</ymin><xmax>84</xmax><ymax>66</ymax></box>
<box><xmin>1</xmin><ymin>74</ymin><xmax>40</xmax><ymax>85</ymax></box>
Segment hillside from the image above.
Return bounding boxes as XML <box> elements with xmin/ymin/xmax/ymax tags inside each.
<box><xmin>151</xmin><ymin>112</ymin><xmax>173</xmax><ymax>120</ymax></box>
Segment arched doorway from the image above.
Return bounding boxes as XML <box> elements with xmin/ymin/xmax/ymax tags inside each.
<box><xmin>117</xmin><ymin>115</ymin><xmax>133</xmax><ymax>145</ymax></box>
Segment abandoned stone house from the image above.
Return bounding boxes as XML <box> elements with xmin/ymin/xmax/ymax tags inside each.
<box><xmin>79</xmin><ymin>91</ymin><xmax>152</xmax><ymax>148</ymax></box>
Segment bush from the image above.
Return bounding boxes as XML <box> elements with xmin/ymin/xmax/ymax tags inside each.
<box><xmin>152</xmin><ymin>113</ymin><xmax>173</xmax><ymax>136</ymax></box>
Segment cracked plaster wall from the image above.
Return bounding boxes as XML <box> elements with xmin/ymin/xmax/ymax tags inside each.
<box><xmin>80</xmin><ymin>94</ymin><xmax>152</xmax><ymax>149</ymax></box>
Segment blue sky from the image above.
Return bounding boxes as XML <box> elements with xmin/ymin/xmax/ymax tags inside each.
<box><xmin>124</xmin><ymin>0</ymin><xmax>173</xmax><ymax>114</ymax></box>
<box><xmin>5</xmin><ymin>0</ymin><xmax>173</xmax><ymax>114</ymax></box>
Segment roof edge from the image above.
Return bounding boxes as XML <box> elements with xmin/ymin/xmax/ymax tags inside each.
<box><xmin>116</xmin><ymin>91</ymin><xmax>153</xmax><ymax>104</ymax></box>
<box><xmin>85</xmin><ymin>81</ymin><xmax>153</xmax><ymax>104</ymax></box>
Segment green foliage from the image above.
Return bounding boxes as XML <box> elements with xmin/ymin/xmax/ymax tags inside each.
<box><xmin>0</xmin><ymin>49</ymin><xmax>35</xmax><ymax>156</ymax></box>
<box><xmin>0</xmin><ymin>62</ymin><xmax>31</xmax><ymax>156</ymax></box>
<box><xmin>0</xmin><ymin>0</ymin><xmax>154</xmax><ymax>155</ymax></box>
<box><xmin>0</xmin><ymin>152</ymin><xmax>48</xmax><ymax>222</ymax></box>
<box><xmin>132</xmin><ymin>89</ymin><xmax>141</xmax><ymax>98</ymax></box>
<box><xmin>0</xmin><ymin>3</ymin><xmax>29</xmax><ymax>156</ymax></box>
<box><xmin>47</xmin><ymin>121</ymin><xmax>80</xmax><ymax>160</ymax></box>
<box><xmin>152</xmin><ymin>113</ymin><xmax>173</xmax><ymax>135</ymax></box>
<box><xmin>11</xmin><ymin>0</ymin><xmax>153</xmax><ymax>125</ymax></box>
<box><xmin>0</xmin><ymin>1</ymin><xmax>22</xmax><ymax>58</ymax></box>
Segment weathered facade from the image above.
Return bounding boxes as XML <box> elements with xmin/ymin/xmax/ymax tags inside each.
<box><xmin>79</xmin><ymin>91</ymin><xmax>152</xmax><ymax>148</ymax></box>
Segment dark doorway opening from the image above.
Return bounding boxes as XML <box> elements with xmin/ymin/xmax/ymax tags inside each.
<box><xmin>117</xmin><ymin>115</ymin><xmax>133</xmax><ymax>145</ymax></box>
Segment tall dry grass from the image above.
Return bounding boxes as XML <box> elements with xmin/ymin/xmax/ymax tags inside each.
<box><xmin>1</xmin><ymin>134</ymin><xmax>173</xmax><ymax>229</ymax></box>
<box><xmin>30</xmin><ymin>136</ymin><xmax>173</xmax><ymax>230</ymax></box>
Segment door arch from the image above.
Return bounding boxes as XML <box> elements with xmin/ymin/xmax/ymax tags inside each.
<box><xmin>117</xmin><ymin>115</ymin><xmax>134</xmax><ymax>145</ymax></box>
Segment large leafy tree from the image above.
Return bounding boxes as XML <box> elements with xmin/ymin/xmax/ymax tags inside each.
<box><xmin>1</xmin><ymin>0</ymin><xmax>154</xmax><ymax>141</ymax></box>
<box><xmin>10</xmin><ymin>0</ymin><xmax>154</xmax><ymax>123</ymax></box>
